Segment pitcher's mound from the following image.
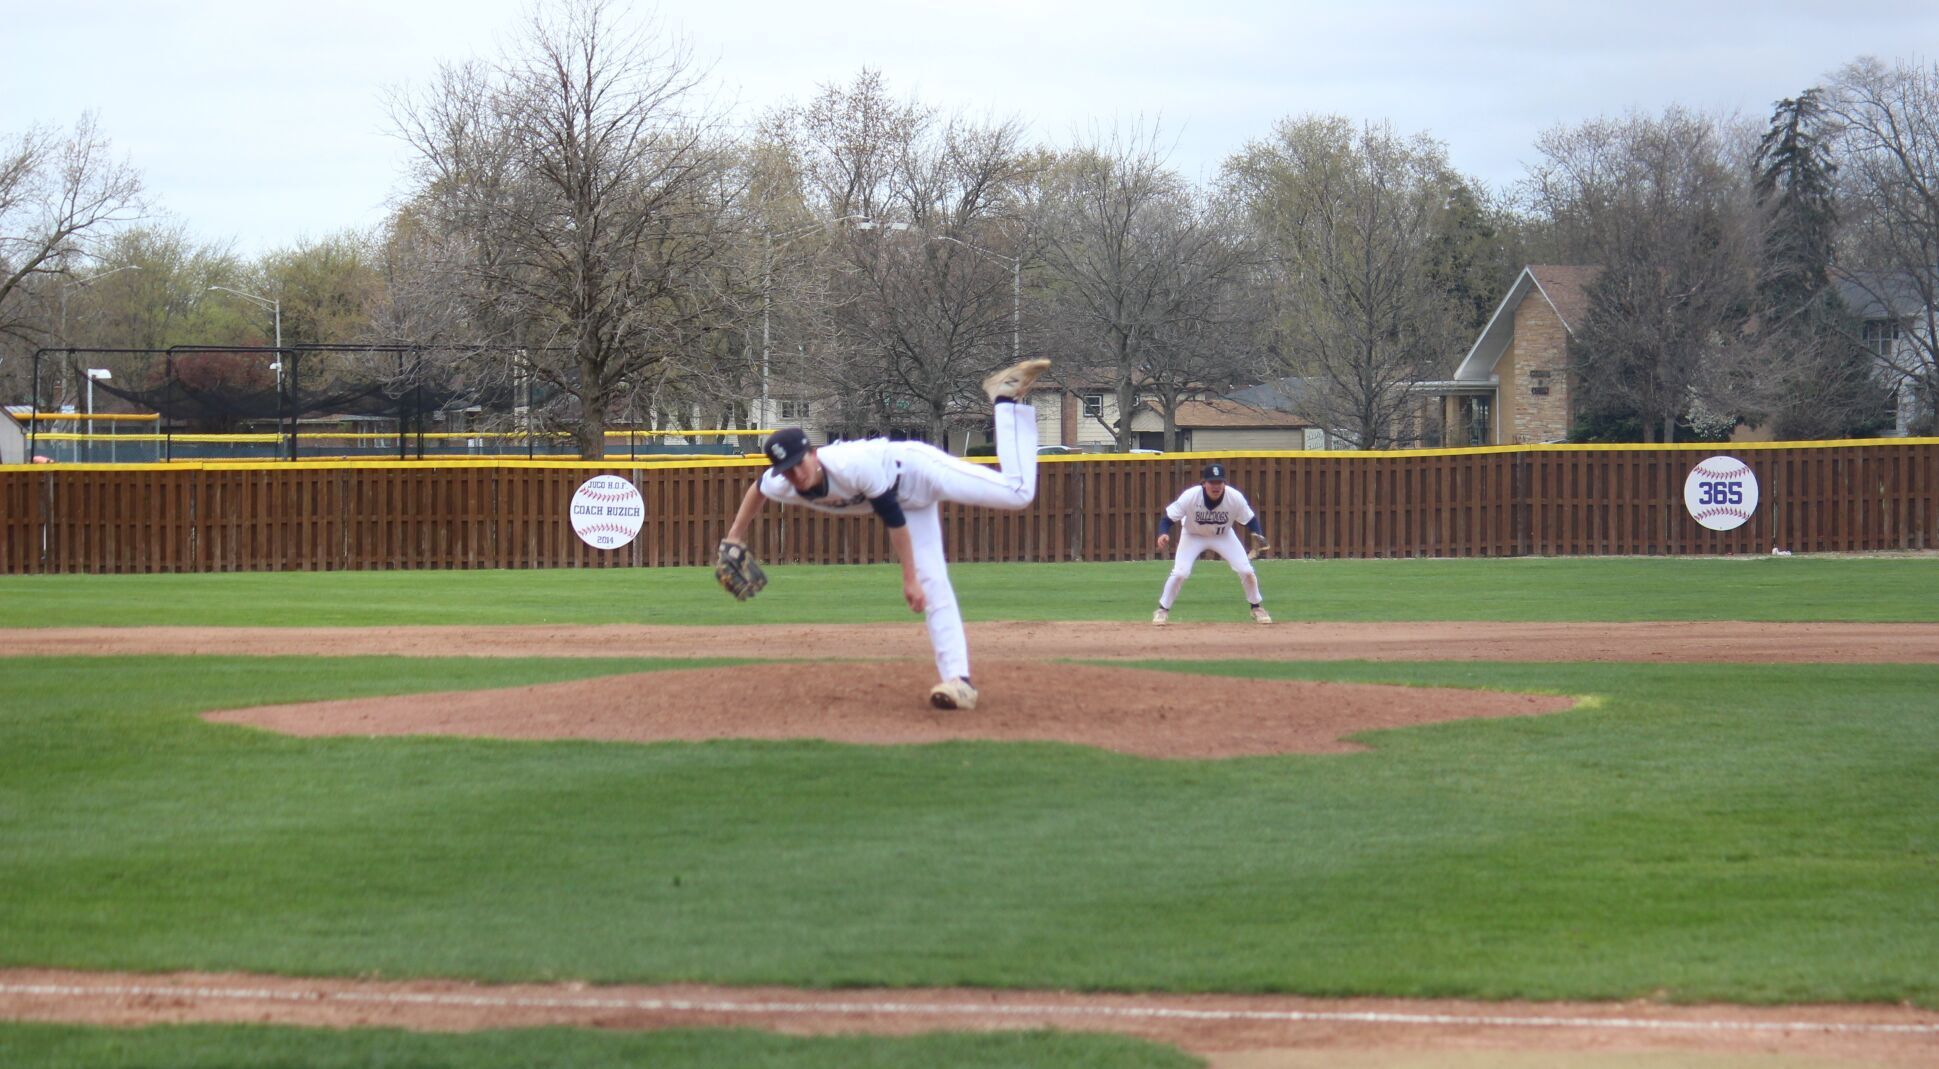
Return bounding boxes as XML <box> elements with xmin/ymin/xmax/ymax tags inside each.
<box><xmin>207</xmin><ymin>662</ymin><xmax>1574</xmax><ymax>759</ymax></box>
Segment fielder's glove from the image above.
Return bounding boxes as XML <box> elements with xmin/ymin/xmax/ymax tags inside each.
<box><xmin>1247</xmin><ymin>532</ymin><xmax>1270</xmax><ymax>560</ymax></box>
<box><xmin>715</xmin><ymin>539</ymin><xmax>768</xmax><ymax>601</ymax></box>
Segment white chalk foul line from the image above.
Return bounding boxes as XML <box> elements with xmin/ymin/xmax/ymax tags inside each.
<box><xmin>4</xmin><ymin>982</ymin><xmax>1937</xmax><ymax>1036</ymax></box>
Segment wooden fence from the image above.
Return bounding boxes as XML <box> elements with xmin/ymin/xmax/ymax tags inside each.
<box><xmin>3</xmin><ymin>441</ymin><xmax>1935</xmax><ymax>574</ymax></box>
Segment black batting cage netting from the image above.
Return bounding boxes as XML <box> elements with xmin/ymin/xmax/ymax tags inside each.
<box><xmin>27</xmin><ymin>345</ymin><xmax>550</xmax><ymax>461</ymax></box>
<box><xmin>23</xmin><ymin>344</ymin><xmax>750</xmax><ymax>461</ymax></box>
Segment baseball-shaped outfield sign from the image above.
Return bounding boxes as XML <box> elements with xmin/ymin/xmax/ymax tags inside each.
<box><xmin>569</xmin><ymin>475</ymin><xmax>645</xmax><ymax>549</ymax></box>
<box><xmin>1683</xmin><ymin>455</ymin><xmax>1759</xmax><ymax>531</ymax></box>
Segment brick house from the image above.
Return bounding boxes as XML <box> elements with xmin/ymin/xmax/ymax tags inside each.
<box><xmin>1418</xmin><ymin>265</ymin><xmax>1598</xmax><ymax>446</ymax></box>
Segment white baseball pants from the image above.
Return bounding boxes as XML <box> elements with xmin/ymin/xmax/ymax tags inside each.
<box><xmin>1158</xmin><ymin>528</ymin><xmax>1262</xmax><ymax>610</ymax></box>
<box><xmin>899</xmin><ymin>403</ymin><xmax>1039</xmax><ymax>682</ymax></box>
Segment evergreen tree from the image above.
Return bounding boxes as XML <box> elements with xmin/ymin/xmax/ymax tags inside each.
<box><xmin>1754</xmin><ymin>89</ymin><xmax>1893</xmax><ymax>438</ymax></box>
<box><xmin>1424</xmin><ymin>180</ymin><xmax>1521</xmax><ymax>338</ymax></box>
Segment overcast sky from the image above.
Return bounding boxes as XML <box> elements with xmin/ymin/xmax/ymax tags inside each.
<box><xmin>7</xmin><ymin>0</ymin><xmax>1937</xmax><ymax>258</ymax></box>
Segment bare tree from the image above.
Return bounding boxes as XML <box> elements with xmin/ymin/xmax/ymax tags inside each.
<box><xmin>0</xmin><ymin>113</ymin><xmax>143</xmax><ymax>404</ymax></box>
<box><xmin>0</xmin><ymin>113</ymin><xmax>144</xmax><ymax>349</ymax></box>
<box><xmin>1139</xmin><ymin>228</ymin><xmax>1266</xmax><ymax>451</ymax></box>
<box><xmin>661</xmin><ymin>131</ymin><xmax>822</xmax><ymax>432</ymax></box>
<box><xmin>1227</xmin><ymin>116</ymin><xmax>1465</xmax><ymax>448</ymax></box>
<box><xmin>782</xmin><ymin>70</ymin><xmax>1034</xmax><ymax>446</ymax></box>
<box><xmin>390</xmin><ymin>0</ymin><xmax>742</xmax><ymax>457</ymax></box>
<box><xmin>1828</xmin><ymin>57</ymin><xmax>1939</xmax><ymax>434</ymax></box>
<box><xmin>1525</xmin><ymin>108</ymin><xmax>1763</xmax><ymax>442</ymax></box>
<box><xmin>1038</xmin><ymin>124</ymin><xmax>1254</xmax><ymax>450</ymax></box>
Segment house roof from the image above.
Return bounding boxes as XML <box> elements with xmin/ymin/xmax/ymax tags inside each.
<box><xmin>1528</xmin><ymin>265</ymin><xmax>1599</xmax><ymax>331</ymax></box>
<box><xmin>1153</xmin><ymin>398</ymin><xmax>1312</xmax><ymax>429</ymax></box>
<box><xmin>1833</xmin><ymin>268</ymin><xmax>1933</xmax><ymax>321</ymax></box>
<box><xmin>1451</xmin><ymin>264</ymin><xmax>1601</xmax><ymax>382</ymax></box>
<box><xmin>1226</xmin><ymin>375</ymin><xmax>1323</xmax><ymax>414</ymax></box>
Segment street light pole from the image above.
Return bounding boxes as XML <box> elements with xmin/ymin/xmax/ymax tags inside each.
<box><xmin>761</xmin><ymin>232</ymin><xmax>773</xmax><ymax>427</ymax></box>
<box><xmin>1010</xmin><ymin>254</ymin><xmax>1020</xmax><ymax>362</ymax></box>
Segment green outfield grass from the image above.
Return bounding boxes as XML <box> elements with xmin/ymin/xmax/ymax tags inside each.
<box><xmin>2</xmin><ymin>654</ymin><xmax>1933</xmax><ymax>1007</ymax></box>
<box><xmin>2</xmin><ymin>555</ymin><xmax>1937</xmax><ymax>628</ymax></box>
<box><xmin>0</xmin><ymin>1023</ymin><xmax>1196</xmax><ymax>1069</ymax></box>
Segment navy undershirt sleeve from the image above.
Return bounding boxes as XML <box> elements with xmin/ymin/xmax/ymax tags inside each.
<box><xmin>1246</xmin><ymin>516</ymin><xmax>1264</xmax><ymax>538</ymax></box>
<box><xmin>870</xmin><ymin>488</ymin><xmax>907</xmax><ymax>529</ymax></box>
<box><xmin>1157</xmin><ymin>515</ymin><xmax>1175</xmax><ymax>536</ymax></box>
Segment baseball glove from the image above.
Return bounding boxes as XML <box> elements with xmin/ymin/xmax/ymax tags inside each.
<box><xmin>1247</xmin><ymin>532</ymin><xmax>1270</xmax><ymax>560</ymax></box>
<box><xmin>715</xmin><ymin>539</ymin><xmax>768</xmax><ymax>601</ymax></box>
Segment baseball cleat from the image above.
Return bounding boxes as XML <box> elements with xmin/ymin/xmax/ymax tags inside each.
<box><xmin>1250</xmin><ymin>605</ymin><xmax>1272</xmax><ymax>625</ymax></box>
<box><xmin>1151</xmin><ymin>606</ymin><xmax>1169</xmax><ymax>626</ymax></box>
<box><xmin>981</xmin><ymin>358</ymin><xmax>1052</xmax><ymax>403</ymax></box>
<box><xmin>929</xmin><ymin>677</ymin><xmax>978</xmax><ymax>711</ymax></box>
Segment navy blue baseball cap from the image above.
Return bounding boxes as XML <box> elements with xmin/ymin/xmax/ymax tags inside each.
<box><xmin>1201</xmin><ymin>463</ymin><xmax>1227</xmax><ymax>481</ymax></box>
<box><xmin>763</xmin><ymin>428</ymin><xmax>810</xmax><ymax>472</ymax></box>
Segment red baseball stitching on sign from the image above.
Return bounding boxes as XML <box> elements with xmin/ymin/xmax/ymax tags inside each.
<box><xmin>578</xmin><ymin>523</ymin><xmax>638</xmax><ymax>536</ymax></box>
<box><xmin>1691</xmin><ymin>463</ymin><xmax>1751</xmax><ymax>479</ymax></box>
<box><xmin>1695</xmin><ymin>508</ymin><xmax>1751</xmax><ymax>521</ymax></box>
<box><xmin>578</xmin><ymin>488</ymin><xmax>640</xmax><ymax>503</ymax></box>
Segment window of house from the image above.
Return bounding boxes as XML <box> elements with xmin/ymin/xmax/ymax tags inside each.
<box><xmin>1863</xmin><ymin>319</ymin><xmax>1901</xmax><ymax>358</ymax></box>
<box><xmin>778</xmin><ymin>400</ymin><xmax>810</xmax><ymax>421</ymax></box>
<box><xmin>1081</xmin><ymin>393</ymin><xmax>1103</xmax><ymax>419</ymax></box>
<box><xmin>1464</xmin><ymin>396</ymin><xmax>1492</xmax><ymax>445</ymax></box>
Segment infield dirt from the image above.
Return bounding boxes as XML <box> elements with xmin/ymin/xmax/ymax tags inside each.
<box><xmin>13</xmin><ymin>619</ymin><xmax>1939</xmax><ymax>663</ymax></box>
<box><xmin>202</xmin><ymin>660</ymin><xmax>1574</xmax><ymax>759</ymax></box>
<box><xmin>3</xmin><ymin>968</ymin><xmax>1935</xmax><ymax>1067</ymax></box>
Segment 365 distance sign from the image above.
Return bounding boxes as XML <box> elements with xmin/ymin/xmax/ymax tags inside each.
<box><xmin>1683</xmin><ymin>455</ymin><xmax>1759</xmax><ymax>531</ymax></box>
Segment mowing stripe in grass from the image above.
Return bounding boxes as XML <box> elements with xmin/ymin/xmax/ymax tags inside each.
<box><xmin>4</xmin><ymin>556</ymin><xmax>1938</xmax><ymax>626</ymax></box>
<box><xmin>0</xmin><ymin>1019</ymin><xmax>1194</xmax><ymax>1069</ymax></box>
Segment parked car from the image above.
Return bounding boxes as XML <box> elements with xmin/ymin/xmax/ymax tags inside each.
<box><xmin>1127</xmin><ymin>448</ymin><xmax>1165</xmax><ymax>455</ymax></box>
<box><xmin>1036</xmin><ymin>444</ymin><xmax>1085</xmax><ymax>455</ymax></box>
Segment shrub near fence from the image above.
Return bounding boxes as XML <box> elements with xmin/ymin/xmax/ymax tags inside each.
<box><xmin>2</xmin><ymin>441</ymin><xmax>1935</xmax><ymax>574</ymax></box>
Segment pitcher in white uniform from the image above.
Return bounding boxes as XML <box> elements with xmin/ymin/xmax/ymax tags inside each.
<box><xmin>1151</xmin><ymin>462</ymin><xmax>1271</xmax><ymax>626</ymax></box>
<box><xmin>722</xmin><ymin>359</ymin><xmax>1050</xmax><ymax>711</ymax></box>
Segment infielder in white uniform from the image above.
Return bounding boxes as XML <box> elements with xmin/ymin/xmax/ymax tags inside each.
<box><xmin>721</xmin><ymin>358</ymin><xmax>1050</xmax><ymax>711</ymax></box>
<box><xmin>1151</xmin><ymin>462</ymin><xmax>1271</xmax><ymax>626</ymax></box>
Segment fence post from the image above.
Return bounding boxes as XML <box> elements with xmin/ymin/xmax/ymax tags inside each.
<box><xmin>1515</xmin><ymin>450</ymin><xmax>1531</xmax><ymax>558</ymax></box>
<box><xmin>1069</xmin><ymin>467</ymin><xmax>1086</xmax><ymax>562</ymax></box>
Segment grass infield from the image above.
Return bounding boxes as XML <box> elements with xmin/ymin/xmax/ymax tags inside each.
<box><xmin>2</xmin><ymin>555</ymin><xmax>1937</xmax><ymax>627</ymax></box>
<box><xmin>1</xmin><ymin>654</ymin><xmax>1933</xmax><ymax>1007</ymax></box>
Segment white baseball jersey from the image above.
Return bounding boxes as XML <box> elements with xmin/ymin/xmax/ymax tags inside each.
<box><xmin>1164</xmin><ymin>484</ymin><xmax>1256</xmax><ymax>538</ymax></box>
<box><xmin>759</xmin><ymin>439</ymin><xmax>945</xmax><ymax>514</ymax></box>
<box><xmin>754</xmin><ymin>405</ymin><xmax>1039</xmax><ymax>683</ymax></box>
<box><xmin>1157</xmin><ymin>481</ymin><xmax>1264</xmax><ymax>612</ymax></box>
